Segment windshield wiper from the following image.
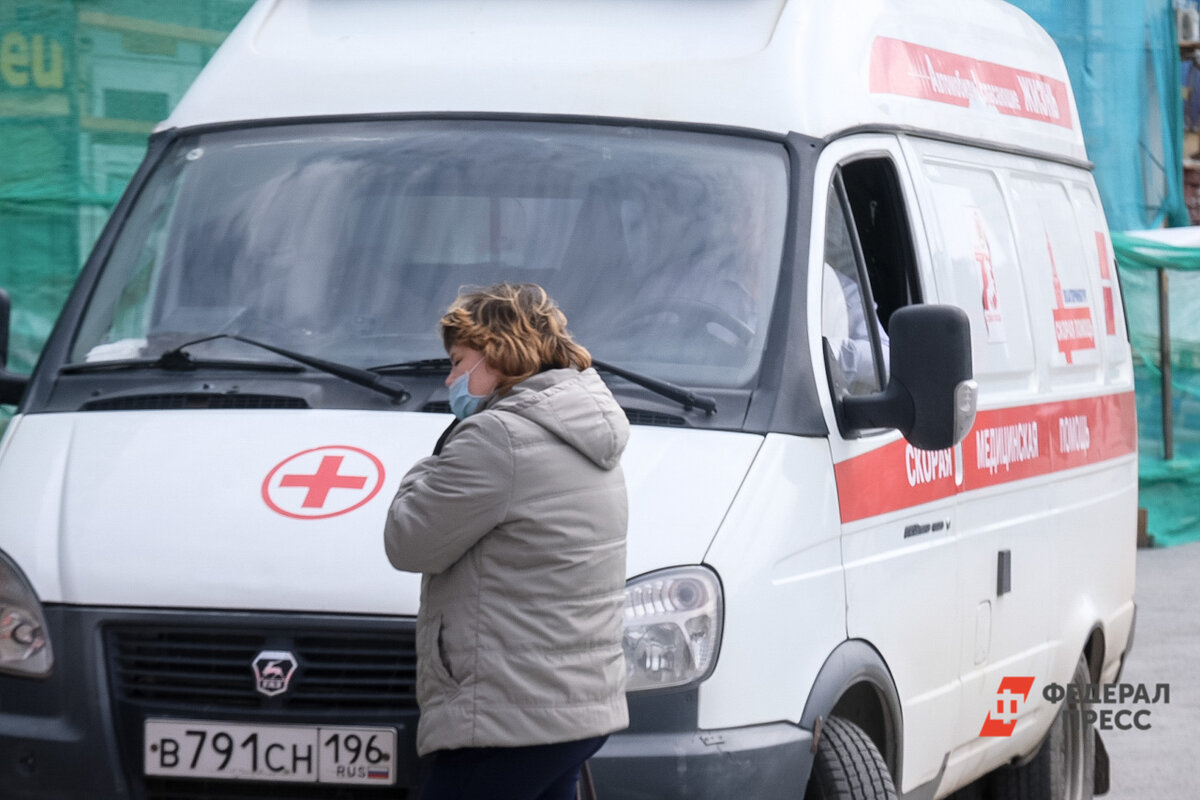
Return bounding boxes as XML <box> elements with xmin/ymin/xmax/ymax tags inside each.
<box><xmin>370</xmin><ymin>357</ymin><xmax>452</xmax><ymax>375</ymax></box>
<box><xmin>64</xmin><ymin>334</ymin><xmax>411</xmax><ymax>402</ymax></box>
<box><xmin>592</xmin><ymin>358</ymin><xmax>717</xmax><ymax>415</ymax></box>
<box><xmin>62</xmin><ymin>357</ymin><xmax>303</xmax><ymax>374</ymax></box>
<box><xmin>375</xmin><ymin>355</ymin><xmax>717</xmax><ymax>413</ymax></box>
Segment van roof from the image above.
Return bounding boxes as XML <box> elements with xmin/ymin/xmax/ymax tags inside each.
<box><xmin>164</xmin><ymin>0</ymin><xmax>1085</xmax><ymax>162</ymax></box>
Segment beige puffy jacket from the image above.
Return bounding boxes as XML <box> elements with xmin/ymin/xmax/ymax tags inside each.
<box><xmin>384</xmin><ymin>367</ymin><xmax>630</xmax><ymax>756</ymax></box>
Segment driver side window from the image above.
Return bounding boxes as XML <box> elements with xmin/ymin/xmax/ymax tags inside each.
<box><xmin>820</xmin><ymin>157</ymin><xmax>922</xmax><ymax>399</ymax></box>
<box><xmin>822</xmin><ymin>185</ymin><xmax>885</xmax><ymax>395</ymax></box>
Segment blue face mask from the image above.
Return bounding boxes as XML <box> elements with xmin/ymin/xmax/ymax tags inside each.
<box><xmin>448</xmin><ymin>360</ymin><xmax>488</xmax><ymax>419</ymax></box>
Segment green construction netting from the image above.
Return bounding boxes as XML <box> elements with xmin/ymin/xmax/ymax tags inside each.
<box><xmin>1</xmin><ymin>1</ymin><xmax>1196</xmax><ymax>545</ymax></box>
<box><xmin>1016</xmin><ymin>0</ymin><xmax>1200</xmax><ymax>546</ymax></box>
<box><xmin>1013</xmin><ymin>0</ymin><xmax>1189</xmax><ymax>231</ymax></box>
<box><xmin>0</xmin><ymin>0</ymin><xmax>252</xmax><ymax>411</ymax></box>
<box><xmin>1114</xmin><ymin>231</ymin><xmax>1200</xmax><ymax>546</ymax></box>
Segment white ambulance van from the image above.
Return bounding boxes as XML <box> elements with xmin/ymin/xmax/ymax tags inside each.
<box><xmin>0</xmin><ymin>1</ymin><xmax>1137</xmax><ymax>798</ymax></box>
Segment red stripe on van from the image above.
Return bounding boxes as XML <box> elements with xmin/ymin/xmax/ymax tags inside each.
<box><xmin>834</xmin><ymin>391</ymin><xmax>1136</xmax><ymax>523</ymax></box>
<box><xmin>868</xmin><ymin>37</ymin><xmax>1074</xmax><ymax>130</ymax></box>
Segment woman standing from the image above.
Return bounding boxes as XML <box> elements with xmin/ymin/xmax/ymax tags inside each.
<box><xmin>384</xmin><ymin>283</ymin><xmax>630</xmax><ymax>800</ymax></box>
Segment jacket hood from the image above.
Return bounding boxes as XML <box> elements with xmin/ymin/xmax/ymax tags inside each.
<box><xmin>487</xmin><ymin>368</ymin><xmax>629</xmax><ymax>470</ymax></box>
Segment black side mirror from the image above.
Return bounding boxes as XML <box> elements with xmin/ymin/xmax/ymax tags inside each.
<box><xmin>838</xmin><ymin>304</ymin><xmax>977</xmax><ymax>451</ymax></box>
<box><xmin>0</xmin><ymin>288</ymin><xmax>30</xmax><ymax>406</ymax></box>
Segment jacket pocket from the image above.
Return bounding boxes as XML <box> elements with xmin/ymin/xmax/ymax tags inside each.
<box><xmin>420</xmin><ymin>614</ymin><xmax>463</xmax><ymax>695</ymax></box>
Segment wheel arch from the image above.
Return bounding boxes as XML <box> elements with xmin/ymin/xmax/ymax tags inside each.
<box><xmin>1084</xmin><ymin>625</ymin><xmax>1105</xmax><ymax>684</ymax></box>
<box><xmin>800</xmin><ymin>639</ymin><xmax>903</xmax><ymax>788</ymax></box>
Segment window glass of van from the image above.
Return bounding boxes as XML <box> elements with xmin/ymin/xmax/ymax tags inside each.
<box><xmin>1009</xmin><ymin>175</ymin><xmax>1104</xmax><ymax>382</ymax></box>
<box><xmin>820</xmin><ymin>156</ymin><xmax>922</xmax><ymax>400</ymax></box>
<box><xmin>70</xmin><ymin>121</ymin><xmax>789</xmax><ymax>389</ymax></box>
<box><xmin>920</xmin><ymin>161</ymin><xmax>1036</xmax><ymax>395</ymax></box>
<box><xmin>1068</xmin><ymin>185</ymin><xmax>1133</xmax><ymax>384</ymax></box>
<box><xmin>822</xmin><ymin>187</ymin><xmax>884</xmax><ymax>395</ymax></box>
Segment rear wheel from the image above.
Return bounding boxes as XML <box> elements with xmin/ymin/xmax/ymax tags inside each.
<box><xmin>989</xmin><ymin>655</ymin><xmax>1094</xmax><ymax>800</ymax></box>
<box><xmin>804</xmin><ymin>716</ymin><xmax>897</xmax><ymax>800</ymax></box>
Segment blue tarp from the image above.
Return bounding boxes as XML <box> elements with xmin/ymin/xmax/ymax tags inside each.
<box><xmin>1015</xmin><ymin>1</ymin><xmax>1198</xmax><ymax>545</ymax></box>
<box><xmin>1012</xmin><ymin>0</ymin><xmax>1188</xmax><ymax>231</ymax></box>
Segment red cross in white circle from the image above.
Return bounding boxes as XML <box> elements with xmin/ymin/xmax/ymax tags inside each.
<box><xmin>280</xmin><ymin>455</ymin><xmax>367</xmax><ymax>508</ymax></box>
<box><xmin>262</xmin><ymin>446</ymin><xmax>385</xmax><ymax>520</ymax></box>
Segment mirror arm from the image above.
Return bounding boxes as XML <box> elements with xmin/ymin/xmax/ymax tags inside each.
<box><xmin>841</xmin><ymin>380</ymin><xmax>914</xmax><ymax>435</ymax></box>
<box><xmin>0</xmin><ymin>288</ymin><xmax>28</xmax><ymax>407</ymax></box>
<box><xmin>0</xmin><ymin>370</ymin><xmax>26</xmax><ymax>406</ymax></box>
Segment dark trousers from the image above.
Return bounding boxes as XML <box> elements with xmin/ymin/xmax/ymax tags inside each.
<box><xmin>418</xmin><ymin>735</ymin><xmax>607</xmax><ymax>800</ymax></box>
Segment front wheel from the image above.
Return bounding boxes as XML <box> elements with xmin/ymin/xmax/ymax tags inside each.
<box><xmin>989</xmin><ymin>655</ymin><xmax>1095</xmax><ymax>800</ymax></box>
<box><xmin>804</xmin><ymin>716</ymin><xmax>897</xmax><ymax>800</ymax></box>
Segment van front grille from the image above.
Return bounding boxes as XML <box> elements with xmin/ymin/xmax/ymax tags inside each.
<box><xmin>102</xmin><ymin>615</ymin><xmax>420</xmax><ymax>799</ymax></box>
<box><xmin>105</xmin><ymin>624</ymin><xmax>418</xmax><ymax>712</ymax></box>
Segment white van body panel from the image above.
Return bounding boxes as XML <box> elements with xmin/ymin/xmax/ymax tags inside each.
<box><xmin>164</xmin><ymin>0</ymin><xmax>1086</xmax><ymax>162</ymax></box>
<box><xmin>808</xmin><ymin>133</ymin><xmax>965</xmax><ymax>790</ymax></box>
<box><xmin>698</xmin><ymin>434</ymin><xmax>844</xmax><ymax>731</ymax></box>
<box><xmin>805</xmin><ymin>129</ymin><xmax>1136</xmax><ymax>794</ymax></box>
<box><xmin>0</xmin><ymin>412</ymin><xmax>761</xmax><ymax>610</ymax></box>
<box><xmin>905</xmin><ymin>137</ymin><xmax>1135</xmax><ymax>794</ymax></box>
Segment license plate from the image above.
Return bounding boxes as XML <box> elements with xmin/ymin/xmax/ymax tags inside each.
<box><xmin>144</xmin><ymin>719</ymin><xmax>397</xmax><ymax>785</ymax></box>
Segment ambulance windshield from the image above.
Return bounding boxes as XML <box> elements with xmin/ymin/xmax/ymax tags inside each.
<box><xmin>71</xmin><ymin>120</ymin><xmax>788</xmax><ymax>388</ymax></box>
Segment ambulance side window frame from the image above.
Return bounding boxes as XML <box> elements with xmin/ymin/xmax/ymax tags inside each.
<box><xmin>822</xmin><ymin>155</ymin><xmax>923</xmax><ymax>412</ymax></box>
<box><xmin>823</xmin><ymin>176</ymin><xmax>887</xmax><ymax>395</ymax></box>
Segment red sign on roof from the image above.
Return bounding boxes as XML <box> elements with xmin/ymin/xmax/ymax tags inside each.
<box><xmin>869</xmin><ymin>37</ymin><xmax>1073</xmax><ymax>130</ymax></box>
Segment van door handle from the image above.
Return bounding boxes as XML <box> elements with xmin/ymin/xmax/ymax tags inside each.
<box><xmin>997</xmin><ymin>549</ymin><xmax>1012</xmax><ymax>596</ymax></box>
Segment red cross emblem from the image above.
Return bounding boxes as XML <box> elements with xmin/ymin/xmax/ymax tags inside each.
<box><xmin>262</xmin><ymin>446</ymin><xmax>386</xmax><ymax>520</ymax></box>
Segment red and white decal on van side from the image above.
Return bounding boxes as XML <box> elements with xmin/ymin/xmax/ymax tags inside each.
<box><xmin>834</xmin><ymin>391</ymin><xmax>1135</xmax><ymax>523</ymax></box>
<box><xmin>868</xmin><ymin>37</ymin><xmax>1073</xmax><ymax>130</ymax></box>
<box><xmin>1046</xmin><ymin>232</ymin><xmax>1098</xmax><ymax>364</ymax></box>
<box><xmin>971</xmin><ymin>207</ymin><xmax>1007</xmax><ymax>343</ymax></box>
<box><xmin>1096</xmin><ymin>232</ymin><xmax>1119</xmax><ymax>337</ymax></box>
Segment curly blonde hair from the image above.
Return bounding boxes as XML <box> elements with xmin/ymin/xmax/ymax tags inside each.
<box><xmin>440</xmin><ymin>283</ymin><xmax>592</xmax><ymax>393</ymax></box>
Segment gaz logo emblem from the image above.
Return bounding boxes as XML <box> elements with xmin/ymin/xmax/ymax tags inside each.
<box><xmin>252</xmin><ymin>650</ymin><xmax>298</xmax><ymax>697</ymax></box>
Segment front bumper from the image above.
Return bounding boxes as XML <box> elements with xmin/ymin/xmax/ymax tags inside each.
<box><xmin>592</xmin><ymin>722</ymin><xmax>813</xmax><ymax>799</ymax></box>
<box><xmin>2</xmin><ymin>606</ymin><xmax>813</xmax><ymax>799</ymax></box>
<box><xmin>2</xmin><ymin>605</ymin><xmax>128</xmax><ymax>799</ymax></box>
<box><xmin>1</xmin><ymin>605</ymin><xmax>420</xmax><ymax>799</ymax></box>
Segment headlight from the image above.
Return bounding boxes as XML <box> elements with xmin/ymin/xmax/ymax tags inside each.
<box><xmin>0</xmin><ymin>550</ymin><xmax>53</xmax><ymax>678</ymax></box>
<box><xmin>623</xmin><ymin>566</ymin><xmax>722</xmax><ymax>692</ymax></box>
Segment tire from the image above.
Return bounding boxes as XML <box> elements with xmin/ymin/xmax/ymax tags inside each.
<box><xmin>989</xmin><ymin>655</ymin><xmax>1095</xmax><ymax>800</ymax></box>
<box><xmin>804</xmin><ymin>716</ymin><xmax>897</xmax><ymax>800</ymax></box>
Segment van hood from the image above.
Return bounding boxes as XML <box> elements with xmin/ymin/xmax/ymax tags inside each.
<box><xmin>0</xmin><ymin>411</ymin><xmax>761</xmax><ymax>615</ymax></box>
